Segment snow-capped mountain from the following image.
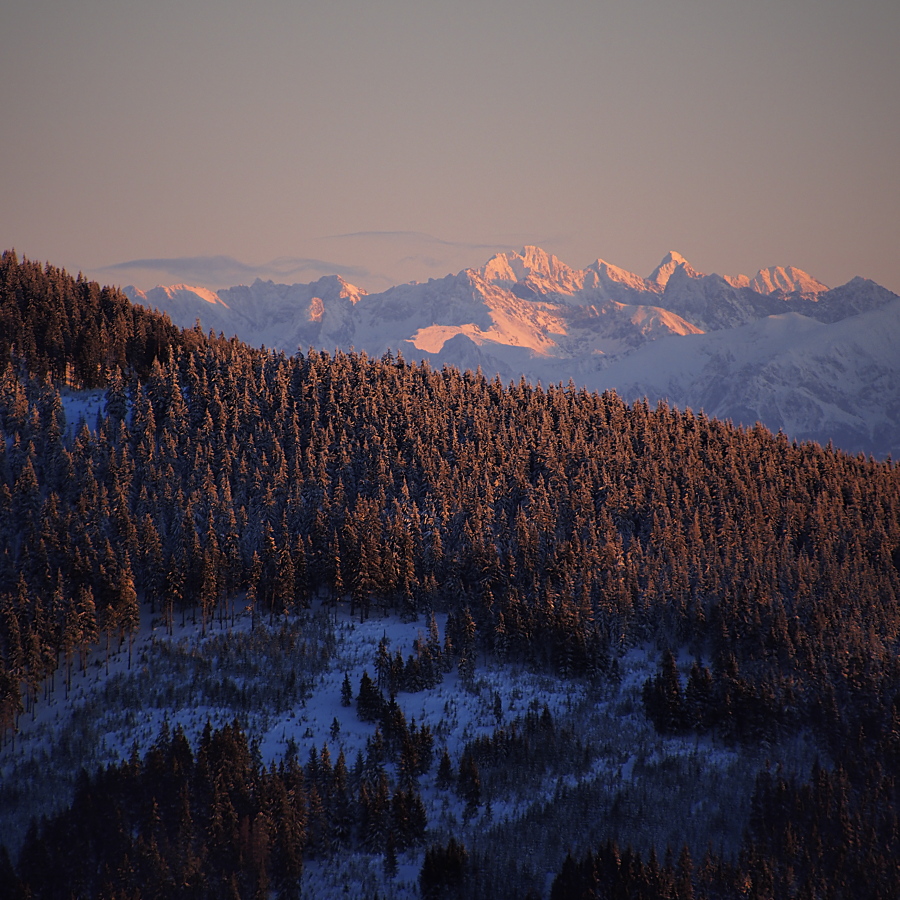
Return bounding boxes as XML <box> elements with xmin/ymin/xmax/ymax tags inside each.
<box><xmin>124</xmin><ymin>248</ymin><xmax>900</xmax><ymax>458</ymax></box>
<box><xmin>127</xmin><ymin>275</ymin><xmax>365</xmax><ymax>351</ymax></box>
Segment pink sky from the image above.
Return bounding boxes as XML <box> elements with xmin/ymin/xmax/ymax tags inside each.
<box><xmin>3</xmin><ymin>0</ymin><xmax>898</xmax><ymax>294</ymax></box>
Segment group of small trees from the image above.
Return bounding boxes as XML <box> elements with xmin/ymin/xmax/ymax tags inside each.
<box><xmin>1</xmin><ymin>717</ymin><xmax>430</xmax><ymax>899</ymax></box>
<box><xmin>550</xmin><ymin>755</ymin><xmax>900</xmax><ymax>899</ymax></box>
<box><xmin>0</xmin><ymin>250</ymin><xmax>191</xmax><ymax>388</ymax></box>
<box><xmin>642</xmin><ymin>649</ymin><xmax>787</xmax><ymax>743</ymax></box>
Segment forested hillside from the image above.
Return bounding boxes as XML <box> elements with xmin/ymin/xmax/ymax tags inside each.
<box><xmin>1</xmin><ymin>251</ymin><xmax>899</xmax><ymax>897</ymax></box>
<box><xmin>0</xmin><ymin>250</ymin><xmax>194</xmax><ymax>388</ymax></box>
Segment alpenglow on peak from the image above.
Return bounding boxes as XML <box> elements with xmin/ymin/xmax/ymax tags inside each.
<box><xmin>647</xmin><ymin>251</ymin><xmax>699</xmax><ymax>290</ymax></box>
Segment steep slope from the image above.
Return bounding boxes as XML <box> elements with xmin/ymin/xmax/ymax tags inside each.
<box><xmin>6</xmin><ymin>251</ymin><xmax>900</xmax><ymax>899</ymax></box>
<box><xmin>478</xmin><ymin>246</ymin><xmax>587</xmax><ymax>296</ymax></box>
<box><xmin>582</xmin><ymin>258</ymin><xmax>654</xmax><ymax>302</ymax></box>
<box><xmin>653</xmin><ymin>265</ymin><xmax>773</xmax><ymax>330</ymax></box>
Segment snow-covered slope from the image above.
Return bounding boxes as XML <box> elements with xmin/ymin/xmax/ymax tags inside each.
<box><xmin>124</xmin><ymin>247</ymin><xmax>900</xmax><ymax>458</ymax></box>
<box><xmin>127</xmin><ymin>275</ymin><xmax>366</xmax><ymax>349</ymax></box>
<box><xmin>588</xmin><ymin>300</ymin><xmax>900</xmax><ymax>458</ymax></box>
<box><xmin>749</xmin><ymin>266</ymin><xmax>828</xmax><ymax>295</ymax></box>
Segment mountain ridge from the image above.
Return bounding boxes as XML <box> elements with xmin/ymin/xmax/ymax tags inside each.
<box><xmin>124</xmin><ymin>246</ymin><xmax>900</xmax><ymax>458</ymax></box>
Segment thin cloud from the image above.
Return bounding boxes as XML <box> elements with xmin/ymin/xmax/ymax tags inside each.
<box><xmin>396</xmin><ymin>255</ymin><xmax>449</xmax><ymax>269</ymax></box>
<box><xmin>102</xmin><ymin>254</ymin><xmax>371</xmax><ymax>286</ymax></box>
<box><xmin>265</xmin><ymin>256</ymin><xmax>371</xmax><ymax>280</ymax></box>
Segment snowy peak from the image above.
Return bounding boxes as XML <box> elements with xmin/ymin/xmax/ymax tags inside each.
<box><xmin>478</xmin><ymin>246</ymin><xmax>584</xmax><ymax>295</ymax></box>
<box><xmin>584</xmin><ymin>259</ymin><xmax>647</xmax><ymax>293</ymax></box>
<box><xmin>127</xmin><ymin>283</ymin><xmax>229</xmax><ymax>309</ymax></box>
<box><xmin>242</xmin><ymin>274</ymin><xmax>366</xmax><ymax>305</ymax></box>
<box><xmin>749</xmin><ymin>266</ymin><xmax>828</xmax><ymax>295</ymax></box>
<box><xmin>164</xmin><ymin>284</ymin><xmax>227</xmax><ymax>306</ymax></box>
<box><xmin>723</xmin><ymin>273</ymin><xmax>752</xmax><ymax>289</ymax></box>
<box><xmin>478</xmin><ymin>253</ymin><xmax>519</xmax><ymax>285</ymax></box>
<box><xmin>302</xmin><ymin>274</ymin><xmax>366</xmax><ymax>304</ymax></box>
<box><xmin>812</xmin><ymin>277</ymin><xmax>899</xmax><ymax>322</ymax></box>
<box><xmin>647</xmin><ymin>251</ymin><xmax>701</xmax><ymax>290</ymax></box>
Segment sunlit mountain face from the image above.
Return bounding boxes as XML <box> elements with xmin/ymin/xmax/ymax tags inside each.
<box><xmin>125</xmin><ymin>246</ymin><xmax>900</xmax><ymax>458</ymax></box>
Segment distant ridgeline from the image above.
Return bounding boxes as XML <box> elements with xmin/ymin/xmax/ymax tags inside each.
<box><xmin>1</xmin><ymin>250</ymin><xmax>900</xmax><ymax>897</ymax></box>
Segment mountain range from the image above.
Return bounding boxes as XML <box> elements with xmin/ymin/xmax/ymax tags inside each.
<box><xmin>124</xmin><ymin>247</ymin><xmax>900</xmax><ymax>458</ymax></box>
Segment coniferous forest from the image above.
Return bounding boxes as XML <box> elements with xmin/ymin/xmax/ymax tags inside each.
<box><xmin>1</xmin><ymin>249</ymin><xmax>900</xmax><ymax>897</ymax></box>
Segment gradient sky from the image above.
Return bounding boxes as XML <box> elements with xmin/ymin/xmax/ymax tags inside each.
<box><xmin>3</xmin><ymin>0</ymin><xmax>899</xmax><ymax>294</ymax></box>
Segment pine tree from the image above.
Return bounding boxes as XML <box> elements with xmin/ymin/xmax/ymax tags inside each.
<box><xmin>356</xmin><ymin>671</ymin><xmax>384</xmax><ymax>723</ymax></box>
<box><xmin>340</xmin><ymin>672</ymin><xmax>353</xmax><ymax>707</ymax></box>
<box><xmin>0</xmin><ymin>664</ymin><xmax>23</xmax><ymax>743</ymax></box>
<box><xmin>436</xmin><ymin>748</ymin><xmax>454</xmax><ymax>791</ymax></box>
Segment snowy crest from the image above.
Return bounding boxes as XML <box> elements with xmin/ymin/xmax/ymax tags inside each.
<box><xmin>478</xmin><ymin>246</ymin><xmax>584</xmax><ymax>295</ymax></box>
<box><xmin>646</xmin><ymin>251</ymin><xmax>701</xmax><ymax>290</ymax></box>
<box><xmin>748</xmin><ymin>266</ymin><xmax>828</xmax><ymax>295</ymax></box>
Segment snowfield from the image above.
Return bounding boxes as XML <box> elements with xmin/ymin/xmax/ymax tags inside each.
<box><xmin>1</xmin><ymin>600</ymin><xmax>820</xmax><ymax>898</ymax></box>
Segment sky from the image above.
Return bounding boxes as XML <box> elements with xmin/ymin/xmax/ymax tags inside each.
<box><xmin>3</xmin><ymin>0</ymin><xmax>899</xmax><ymax>295</ymax></box>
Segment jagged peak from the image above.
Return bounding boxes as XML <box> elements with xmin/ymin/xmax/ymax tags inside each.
<box><xmin>827</xmin><ymin>275</ymin><xmax>900</xmax><ymax>300</ymax></box>
<box><xmin>750</xmin><ymin>266</ymin><xmax>828</xmax><ymax>295</ymax></box>
<box><xmin>239</xmin><ymin>273</ymin><xmax>366</xmax><ymax>303</ymax></box>
<box><xmin>585</xmin><ymin>258</ymin><xmax>647</xmax><ymax>291</ymax></box>
<box><xmin>662</xmin><ymin>250</ymin><xmax>688</xmax><ymax>264</ymax></box>
<box><xmin>479</xmin><ymin>252</ymin><xmax>519</xmax><ymax>284</ymax></box>
<box><xmin>478</xmin><ymin>246</ymin><xmax>582</xmax><ymax>294</ymax></box>
<box><xmin>647</xmin><ymin>251</ymin><xmax>701</xmax><ymax>289</ymax></box>
<box><xmin>479</xmin><ymin>246</ymin><xmax>565</xmax><ymax>280</ymax></box>
<box><xmin>519</xmin><ymin>245</ymin><xmax>568</xmax><ymax>276</ymax></box>
<box><xmin>311</xmin><ymin>273</ymin><xmax>367</xmax><ymax>302</ymax></box>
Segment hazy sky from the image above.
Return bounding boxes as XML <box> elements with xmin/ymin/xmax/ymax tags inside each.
<box><xmin>3</xmin><ymin>0</ymin><xmax>899</xmax><ymax>293</ymax></box>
